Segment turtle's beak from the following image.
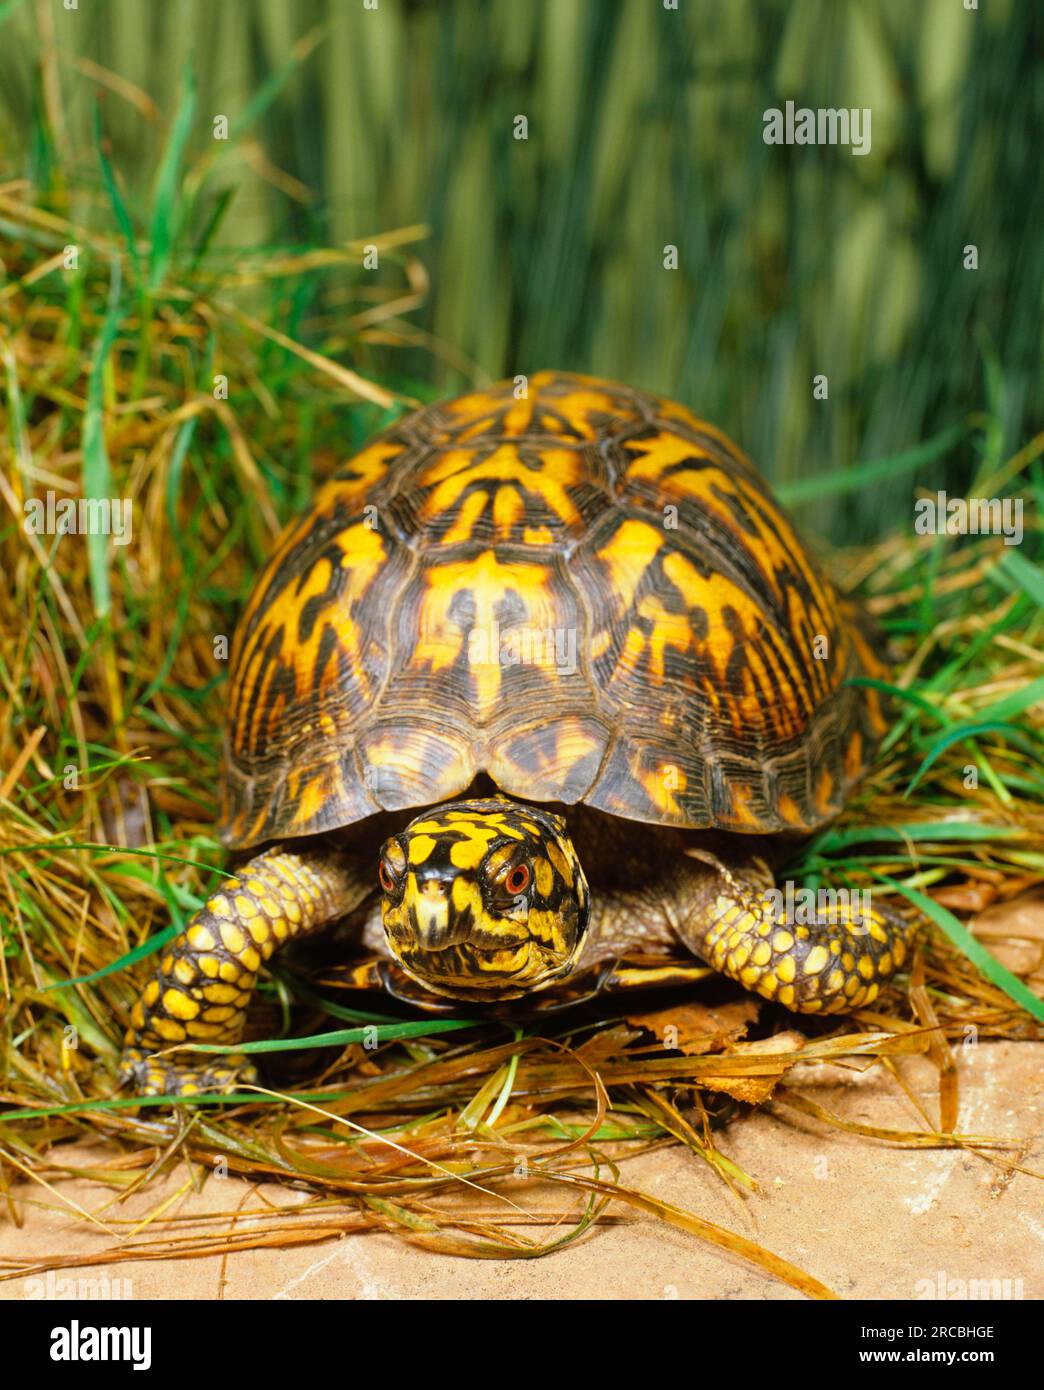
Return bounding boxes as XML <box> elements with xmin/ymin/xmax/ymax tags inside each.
<box><xmin>408</xmin><ymin>876</ymin><xmax>460</xmax><ymax>950</ymax></box>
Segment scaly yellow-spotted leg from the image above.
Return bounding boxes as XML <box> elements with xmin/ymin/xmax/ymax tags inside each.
<box><xmin>119</xmin><ymin>846</ymin><xmax>372</xmax><ymax>1096</ymax></box>
<box><xmin>679</xmin><ymin>851</ymin><xmax>914</xmax><ymax>1014</ymax></box>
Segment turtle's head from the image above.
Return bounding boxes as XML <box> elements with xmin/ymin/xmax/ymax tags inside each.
<box><xmin>378</xmin><ymin>799</ymin><xmax>589</xmax><ymax>1001</ymax></box>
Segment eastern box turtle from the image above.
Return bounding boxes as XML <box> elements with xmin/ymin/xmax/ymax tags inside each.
<box><xmin>120</xmin><ymin>371</ymin><xmax>908</xmax><ymax>1095</ymax></box>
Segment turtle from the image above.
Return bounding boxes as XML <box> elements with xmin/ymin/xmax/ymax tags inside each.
<box><xmin>119</xmin><ymin>371</ymin><xmax>909</xmax><ymax>1096</ymax></box>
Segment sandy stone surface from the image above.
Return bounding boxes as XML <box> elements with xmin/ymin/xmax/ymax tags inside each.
<box><xmin>1</xmin><ymin>1040</ymin><xmax>1040</xmax><ymax>1301</ymax></box>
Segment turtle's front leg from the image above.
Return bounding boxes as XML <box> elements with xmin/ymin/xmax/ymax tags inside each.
<box><xmin>676</xmin><ymin>850</ymin><xmax>913</xmax><ymax>1014</ymax></box>
<box><xmin>119</xmin><ymin>846</ymin><xmax>374</xmax><ymax>1096</ymax></box>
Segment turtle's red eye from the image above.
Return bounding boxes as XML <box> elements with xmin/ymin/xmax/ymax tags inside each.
<box><xmin>504</xmin><ymin>863</ymin><xmax>531</xmax><ymax>896</ymax></box>
<box><xmin>379</xmin><ymin>860</ymin><xmax>398</xmax><ymax>894</ymax></box>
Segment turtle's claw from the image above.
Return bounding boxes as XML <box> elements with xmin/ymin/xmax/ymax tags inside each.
<box><xmin>118</xmin><ymin>1046</ymin><xmax>259</xmax><ymax>1098</ymax></box>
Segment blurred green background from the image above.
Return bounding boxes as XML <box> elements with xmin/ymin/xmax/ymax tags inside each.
<box><xmin>1</xmin><ymin>0</ymin><xmax>1040</xmax><ymax>543</ymax></box>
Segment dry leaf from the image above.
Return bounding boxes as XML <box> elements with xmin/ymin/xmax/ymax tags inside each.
<box><xmin>698</xmin><ymin>1029</ymin><xmax>807</xmax><ymax>1104</ymax></box>
<box><xmin>624</xmin><ymin>998</ymin><xmax>758</xmax><ymax>1055</ymax></box>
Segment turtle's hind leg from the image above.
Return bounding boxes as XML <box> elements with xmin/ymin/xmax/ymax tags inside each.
<box><xmin>119</xmin><ymin>846</ymin><xmax>373</xmax><ymax>1096</ymax></box>
<box><xmin>676</xmin><ymin>850</ymin><xmax>913</xmax><ymax>1014</ymax></box>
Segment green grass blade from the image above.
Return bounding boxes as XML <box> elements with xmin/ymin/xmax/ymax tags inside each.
<box><xmin>148</xmin><ymin>61</ymin><xmax>197</xmax><ymax>292</ymax></box>
<box><xmin>968</xmin><ymin>673</ymin><xmax>1044</xmax><ymax>726</ymax></box>
<box><xmin>904</xmin><ymin>720</ymin><xmax>1039</xmax><ymax>797</ymax></box>
<box><xmin>811</xmin><ymin>822</ymin><xmax>1024</xmax><ymax>854</ymax></box>
<box><xmin>93</xmin><ymin>102</ymin><xmax>140</xmax><ymax>278</ymax></box>
<box><xmin>776</xmin><ymin>422</ymin><xmax>968</xmax><ymax>505</ymax></box>
<box><xmin>995</xmin><ymin>549</ymin><xmax>1044</xmax><ymax>607</ymax></box>
<box><xmin>82</xmin><ymin>259</ymin><xmax>123</xmax><ymax>620</ymax></box>
<box><xmin>186</xmin><ymin>1019</ymin><xmax>476</xmax><ymax>1053</ymax></box>
<box><xmin>875</xmin><ymin>874</ymin><xmax>1044</xmax><ymax>1023</ymax></box>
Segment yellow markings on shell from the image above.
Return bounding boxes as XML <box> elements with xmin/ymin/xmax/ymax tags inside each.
<box><xmin>173</xmin><ymin>959</ymin><xmax>196</xmax><ymax>986</ymax></box>
<box><xmin>231</xmin><ymin>512</ymin><xmax>386</xmax><ymax>775</ymax></box>
<box><xmin>751</xmin><ymin>941</ymin><xmax>772</xmax><ymax>967</ymax></box>
<box><xmin>728</xmin><ymin>784</ymin><xmax>762</xmax><ymax>828</ymax></box>
<box><xmin>419</xmin><ymin>444</ymin><xmax>583</xmax><ymax>535</ymax></box>
<box><xmin>596</xmin><ymin>519</ymin><xmax>663</xmax><ymax>615</ymax></box>
<box><xmin>777</xmin><ymin>956</ymin><xmax>796</xmax><ymax>984</ymax></box>
<box><xmin>844</xmin><ymin>730</ymin><xmax>864</xmax><ymax>781</ymax></box>
<box><xmin>772</xmin><ymin>929</ymin><xmax>794</xmax><ymax>954</ymax></box>
<box><xmin>310</xmin><ymin>437</ymin><xmax>404</xmax><ymax>511</ymax></box>
<box><xmin>637</xmin><ymin>759</ymin><xmax>687</xmax><ymax>818</ymax></box>
<box><xmin>188</xmin><ymin>924</ymin><xmax>217</xmax><ymax>951</ymax></box>
<box><xmin>412</xmin><ymin>550</ymin><xmax>561</xmax><ymax>717</ymax></box>
<box><xmin>442</xmin><ymin>488</ymin><xmax>488</xmax><ymax>544</ymax></box>
<box><xmin>291</xmin><ymin>772</ymin><xmax>335</xmax><ymax>831</ymax></box>
<box><xmin>143</xmin><ymin>980</ymin><xmax>160</xmax><ymax>1006</ymax></box>
<box><xmin>241</xmin><ymin>947</ymin><xmax>261</xmax><ymax>973</ymax></box>
<box><xmin>857</xmin><ymin>954</ymin><xmax>876</xmax><ymax>980</ymax></box>
<box><xmin>248</xmin><ymin>920</ymin><xmax>271</xmax><ymax>945</ymax></box>
<box><xmin>493</xmin><ymin>485</ymin><xmax>525</xmax><ymax>537</ymax></box>
<box><xmin>777</xmin><ymin>793</ymin><xmax>806</xmax><ymax>827</ymax></box>
<box><xmin>778</xmin><ymin>984</ymin><xmax>795</xmax><ymax>1007</ymax></box>
<box><xmin>234</xmin><ymin>894</ymin><xmax>258</xmax><ymax>919</ymax></box>
<box><xmin>524</xmin><ymin>525</ymin><xmax>556</xmax><ymax>545</ymax></box>
<box><xmin>623</xmin><ymin>430</ymin><xmax>836</xmax><ymax>655</ymax></box>
<box><xmin>815</xmin><ymin>768</ymin><xmax>835</xmax><ymax>815</ymax></box>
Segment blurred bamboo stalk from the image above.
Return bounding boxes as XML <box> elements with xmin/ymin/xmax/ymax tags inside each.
<box><xmin>0</xmin><ymin>0</ymin><xmax>1039</xmax><ymax>545</ymax></box>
